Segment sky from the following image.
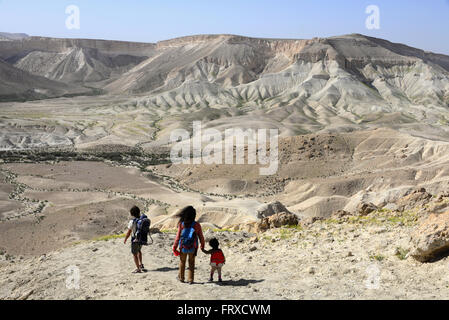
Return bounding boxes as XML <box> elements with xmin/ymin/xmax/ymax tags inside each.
<box><xmin>0</xmin><ymin>0</ymin><xmax>448</xmax><ymax>54</ymax></box>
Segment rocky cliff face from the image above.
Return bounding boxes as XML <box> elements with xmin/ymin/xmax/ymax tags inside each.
<box><xmin>0</xmin><ymin>33</ymin><xmax>448</xmax><ymax>111</ymax></box>
<box><xmin>0</xmin><ymin>33</ymin><xmax>448</xmax><ymax>150</ymax></box>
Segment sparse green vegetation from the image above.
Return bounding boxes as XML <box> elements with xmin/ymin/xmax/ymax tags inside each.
<box><xmin>262</xmin><ymin>235</ymin><xmax>273</xmax><ymax>242</ymax></box>
<box><xmin>94</xmin><ymin>234</ymin><xmax>126</xmax><ymax>241</ymax></box>
<box><xmin>334</xmin><ymin>208</ymin><xmax>420</xmax><ymax>227</ymax></box>
<box><xmin>160</xmin><ymin>229</ymin><xmax>177</xmax><ymax>234</ymax></box>
<box><xmin>395</xmin><ymin>247</ymin><xmax>409</xmax><ymax>260</ymax></box>
<box><xmin>369</xmin><ymin>254</ymin><xmax>385</xmax><ymax>262</ymax></box>
<box><xmin>212</xmin><ymin>228</ymin><xmax>234</xmax><ymax>233</ymax></box>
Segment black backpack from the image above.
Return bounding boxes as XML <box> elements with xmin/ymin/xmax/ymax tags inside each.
<box><xmin>133</xmin><ymin>214</ymin><xmax>152</xmax><ymax>245</ymax></box>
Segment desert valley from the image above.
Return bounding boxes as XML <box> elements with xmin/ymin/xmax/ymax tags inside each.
<box><xmin>1</xmin><ymin>32</ymin><xmax>449</xmax><ymax>299</ymax></box>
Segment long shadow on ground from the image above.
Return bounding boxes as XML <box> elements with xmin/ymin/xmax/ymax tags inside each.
<box><xmin>216</xmin><ymin>279</ymin><xmax>264</xmax><ymax>287</ymax></box>
<box><xmin>151</xmin><ymin>267</ymin><xmax>179</xmax><ymax>272</ymax></box>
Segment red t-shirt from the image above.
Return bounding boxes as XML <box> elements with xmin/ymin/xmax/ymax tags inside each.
<box><xmin>211</xmin><ymin>249</ymin><xmax>225</xmax><ymax>264</ymax></box>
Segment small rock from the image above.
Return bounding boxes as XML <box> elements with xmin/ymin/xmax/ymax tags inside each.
<box><xmin>249</xmin><ymin>246</ymin><xmax>258</xmax><ymax>252</ymax></box>
<box><xmin>250</xmin><ymin>236</ymin><xmax>259</xmax><ymax>243</ymax></box>
<box><xmin>18</xmin><ymin>289</ymin><xmax>34</xmax><ymax>300</ymax></box>
<box><xmin>357</xmin><ymin>202</ymin><xmax>378</xmax><ymax>216</ymax></box>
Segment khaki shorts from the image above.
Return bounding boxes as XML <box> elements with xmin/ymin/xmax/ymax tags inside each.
<box><xmin>131</xmin><ymin>242</ymin><xmax>142</xmax><ymax>255</ymax></box>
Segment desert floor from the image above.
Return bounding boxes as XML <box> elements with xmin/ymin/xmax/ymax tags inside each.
<box><xmin>1</xmin><ymin>218</ymin><xmax>449</xmax><ymax>300</ymax></box>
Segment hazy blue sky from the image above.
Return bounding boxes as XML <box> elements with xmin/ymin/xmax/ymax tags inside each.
<box><xmin>0</xmin><ymin>0</ymin><xmax>448</xmax><ymax>54</ymax></box>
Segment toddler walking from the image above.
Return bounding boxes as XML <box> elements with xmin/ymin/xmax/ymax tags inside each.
<box><xmin>202</xmin><ymin>238</ymin><xmax>225</xmax><ymax>282</ymax></box>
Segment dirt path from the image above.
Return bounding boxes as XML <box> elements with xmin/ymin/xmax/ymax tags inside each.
<box><xmin>2</xmin><ymin>221</ymin><xmax>449</xmax><ymax>300</ymax></box>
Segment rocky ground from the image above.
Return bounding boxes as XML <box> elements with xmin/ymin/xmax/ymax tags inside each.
<box><xmin>2</xmin><ymin>212</ymin><xmax>449</xmax><ymax>300</ymax></box>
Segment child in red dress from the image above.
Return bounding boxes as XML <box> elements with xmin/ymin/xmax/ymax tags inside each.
<box><xmin>202</xmin><ymin>238</ymin><xmax>226</xmax><ymax>282</ymax></box>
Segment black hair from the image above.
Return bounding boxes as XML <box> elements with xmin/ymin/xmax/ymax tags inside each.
<box><xmin>130</xmin><ymin>206</ymin><xmax>141</xmax><ymax>218</ymax></box>
<box><xmin>209</xmin><ymin>238</ymin><xmax>219</xmax><ymax>249</ymax></box>
<box><xmin>176</xmin><ymin>206</ymin><xmax>196</xmax><ymax>226</ymax></box>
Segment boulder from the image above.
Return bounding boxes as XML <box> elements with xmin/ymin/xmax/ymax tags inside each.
<box><xmin>257</xmin><ymin>212</ymin><xmax>300</xmax><ymax>232</ymax></box>
<box><xmin>410</xmin><ymin>211</ymin><xmax>449</xmax><ymax>262</ymax></box>
<box><xmin>300</xmin><ymin>216</ymin><xmax>324</xmax><ymax>226</ymax></box>
<box><xmin>356</xmin><ymin>202</ymin><xmax>378</xmax><ymax>216</ymax></box>
<box><xmin>268</xmin><ymin>212</ymin><xmax>299</xmax><ymax>228</ymax></box>
<box><xmin>332</xmin><ymin>210</ymin><xmax>351</xmax><ymax>218</ymax></box>
<box><xmin>256</xmin><ymin>201</ymin><xmax>291</xmax><ymax>219</ymax></box>
<box><xmin>396</xmin><ymin>188</ymin><xmax>432</xmax><ymax>212</ymax></box>
<box><xmin>229</xmin><ymin>222</ymin><xmax>259</xmax><ymax>233</ymax></box>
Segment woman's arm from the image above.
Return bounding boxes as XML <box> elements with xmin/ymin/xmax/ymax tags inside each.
<box><xmin>195</xmin><ymin>223</ymin><xmax>205</xmax><ymax>250</ymax></box>
<box><xmin>172</xmin><ymin>223</ymin><xmax>182</xmax><ymax>251</ymax></box>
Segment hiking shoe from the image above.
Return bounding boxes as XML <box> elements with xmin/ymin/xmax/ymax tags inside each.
<box><xmin>208</xmin><ymin>277</ymin><xmax>213</xmax><ymax>282</ymax></box>
<box><xmin>218</xmin><ymin>278</ymin><xmax>223</xmax><ymax>283</ymax></box>
<box><xmin>132</xmin><ymin>269</ymin><xmax>142</xmax><ymax>274</ymax></box>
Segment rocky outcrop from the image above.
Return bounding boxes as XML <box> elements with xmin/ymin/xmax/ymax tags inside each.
<box><xmin>227</xmin><ymin>202</ymin><xmax>299</xmax><ymax>233</ymax></box>
<box><xmin>396</xmin><ymin>188</ymin><xmax>432</xmax><ymax>212</ymax></box>
<box><xmin>356</xmin><ymin>202</ymin><xmax>378</xmax><ymax>216</ymax></box>
<box><xmin>257</xmin><ymin>212</ymin><xmax>300</xmax><ymax>232</ymax></box>
<box><xmin>410</xmin><ymin>211</ymin><xmax>449</xmax><ymax>262</ymax></box>
<box><xmin>332</xmin><ymin>210</ymin><xmax>351</xmax><ymax>218</ymax></box>
<box><xmin>256</xmin><ymin>201</ymin><xmax>291</xmax><ymax>219</ymax></box>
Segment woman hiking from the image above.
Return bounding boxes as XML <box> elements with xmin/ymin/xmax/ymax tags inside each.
<box><xmin>172</xmin><ymin>206</ymin><xmax>205</xmax><ymax>284</ymax></box>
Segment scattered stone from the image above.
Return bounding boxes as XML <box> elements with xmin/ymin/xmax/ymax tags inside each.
<box><xmin>357</xmin><ymin>202</ymin><xmax>378</xmax><ymax>216</ymax></box>
<box><xmin>396</xmin><ymin>188</ymin><xmax>432</xmax><ymax>212</ymax></box>
<box><xmin>257</xmin><ymin>212</ymin><xmax>300</xmax><ymax>232</ymax></box>
<box><xmin>256</xmin><ymin>201</ymin><xmax>292</xmax><ymax>219</ymax></box>
<box><xmin>250</xmin><ymin>236</ymin><xmax>259</xmax><ymax>243</ymax></box>
<box><xmin>332</xmin><ymin>210</ymin><xmax>351</xmax><ymax>218</ymax></box>
<box><xmin>18</xmin><ymin>289</ymin><xmax>34</xmax><ymax>300</ymax></box>
<box><xmin>300</xmin><ymin>216</ymin><xmax>323</xmax><ymax>226</ymax></box>
<box><xmin>410</xmin><ymin>211</ymin><xmax>449</xmax><ymax>262</ymax></box>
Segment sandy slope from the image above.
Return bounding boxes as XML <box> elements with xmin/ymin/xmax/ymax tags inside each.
<box><xmin>1</xmin><ymin>219</ymin><xmax>449</xmax><ymax>300</ymax></box>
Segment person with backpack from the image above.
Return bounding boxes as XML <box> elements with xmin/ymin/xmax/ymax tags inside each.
<box><xmin>202</xmin><ymin>238</ymin><xmax>226</xmax><ymax>283</ymax></box>
<box><xmin>124</xmin><ymin>206</ymin><xmax>152</xmax><ymax>274</ymax></box>
<box><xmin>172</xmin><ymin>206</ymin><xmax>205</xmax><ymax>284</ymax></box>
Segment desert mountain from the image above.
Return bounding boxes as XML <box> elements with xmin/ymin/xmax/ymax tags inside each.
<box><xmin>0</xmin><ymin>58</ymin><xmax>89</xmax><ymax>101</ymax></box>
<box><xmin>0</xmin><ymin>32</ymin><xmax>29</xmax><ymax>41</ymax></box>
<box><xmin>0</xmin><ymin>33</ymin><xmax>447</xmax><ymax>131</ymax></box>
